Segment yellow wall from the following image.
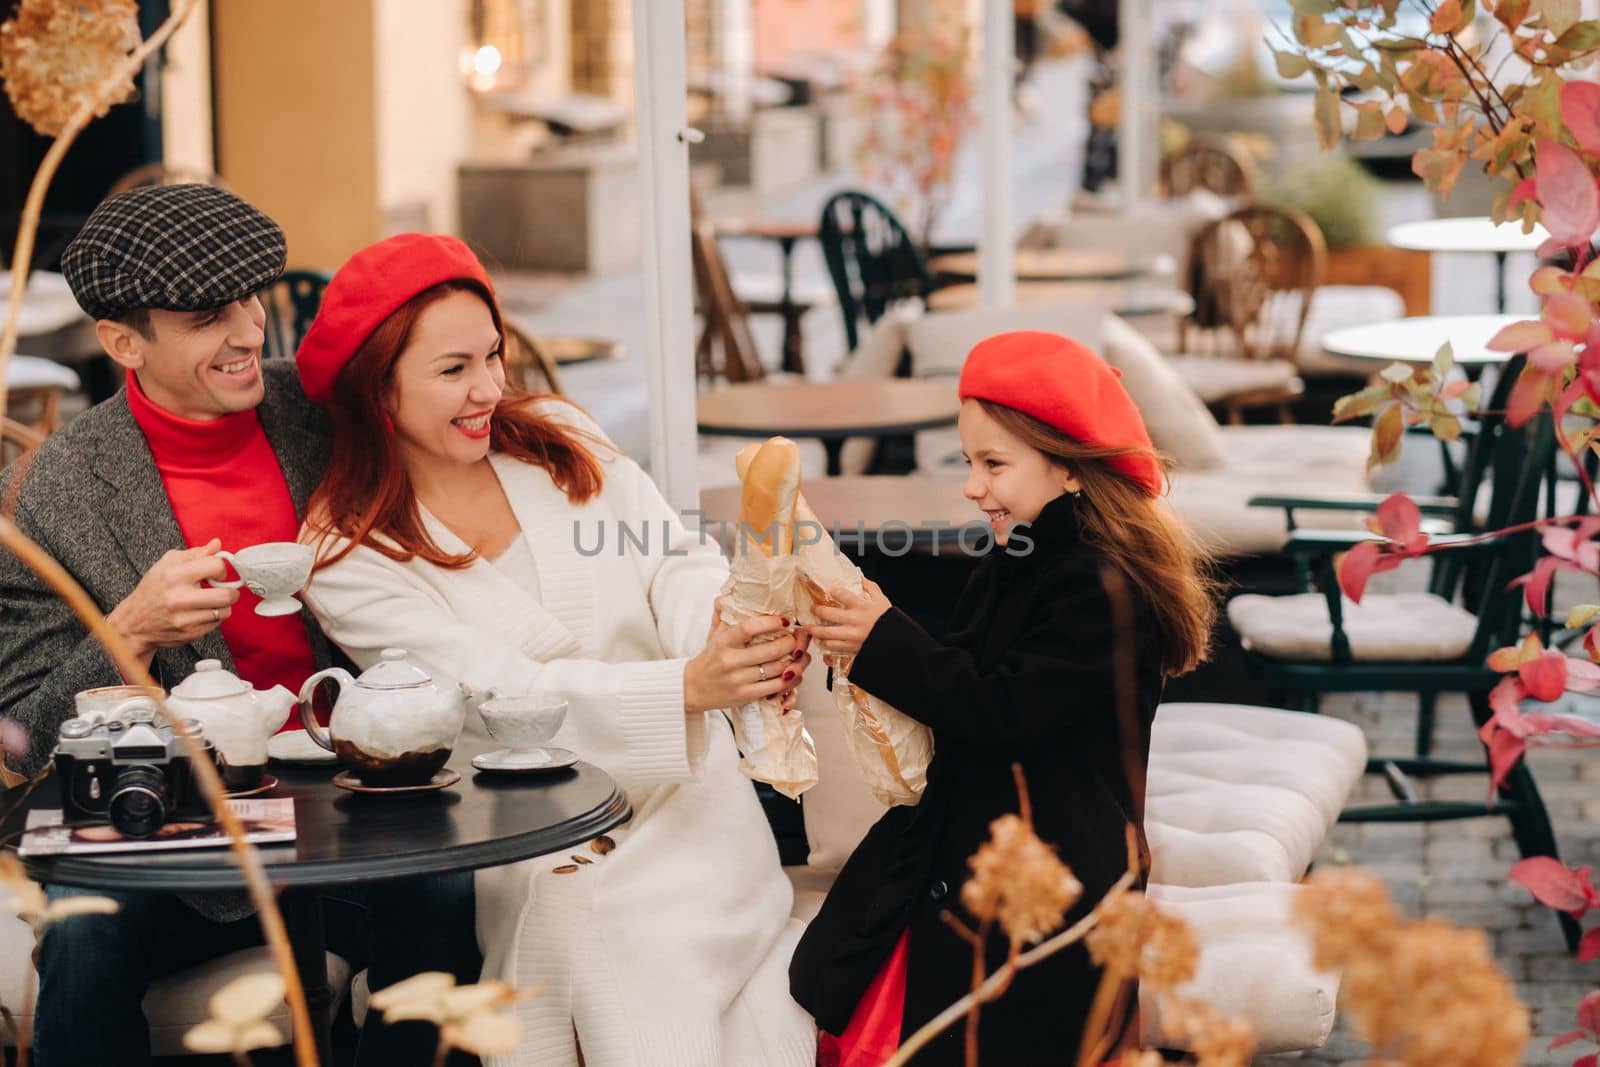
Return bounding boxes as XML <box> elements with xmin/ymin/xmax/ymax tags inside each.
<box><xmin>211</xmin><ymin>0</ymin><xmax>382</xmax><ymax>271</ymax></box>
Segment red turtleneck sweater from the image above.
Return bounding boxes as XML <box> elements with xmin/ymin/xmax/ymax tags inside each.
<box><xmin>126</xmin><ymin>373</ymin><xmax>317</xmax><ymax>721</ymax></box>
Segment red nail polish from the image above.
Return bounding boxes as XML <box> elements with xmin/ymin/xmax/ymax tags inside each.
<box><xmin>781</xmin><ymin>617</ymin><xmax>790</xmax><ymax>627</ymax></box>
<box><xmin>791</xmin><ymin>649</ymin><xmax>803</xmax><ymax>660</ymax></box>
<box><xmin>783</xmin><ymin>670</ymin><xmax>795</xmax><ymax>681</ymax></box>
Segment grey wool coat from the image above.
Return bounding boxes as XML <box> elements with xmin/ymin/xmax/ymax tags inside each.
<box><xmin>0</xmin><ymin>361</ymin><xmax>335</xmax><ymax>779</ymax></box>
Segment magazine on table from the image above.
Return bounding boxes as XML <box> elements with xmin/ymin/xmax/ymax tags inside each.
<box><xmin>17</xmin><ymin>798</ymin><xmax>295</xmax><ymax>857</ymax></box>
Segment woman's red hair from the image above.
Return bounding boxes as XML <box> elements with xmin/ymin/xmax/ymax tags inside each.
<box><xmin>305</xmin><ymin>280</ymin><xmax>605</xmax><ymax>571</ymax></box>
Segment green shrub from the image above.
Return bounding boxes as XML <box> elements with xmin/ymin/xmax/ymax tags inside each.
<box><xmin>1261</xmin><ymin>155</ymin><xmax>1384</xmax><ymax>248</ymax></box>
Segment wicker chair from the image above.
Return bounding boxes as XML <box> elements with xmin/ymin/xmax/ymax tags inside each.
<box><xmin>502</xmin><ymin>321</ymin><xmax>565</xmax><ymax>396</ymax></box>
<box><xmin>1160</xmin><ymin>134</ymin><xmax>1256</xmax><ymax>200</ymax></box>
<box><xmin>1169</xmin><ymin>205</ymin><xmax>1326</xmax><ymax>424</ymax></box>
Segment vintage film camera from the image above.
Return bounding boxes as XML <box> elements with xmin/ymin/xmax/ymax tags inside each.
<box><xmin>54</xmin><ymin>700</ymin><xmax>215</xmax><ymax>839</ymax></box>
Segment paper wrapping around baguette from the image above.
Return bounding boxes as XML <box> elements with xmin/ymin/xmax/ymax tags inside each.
<box><xmin>734</xmin><ymin>444</ymin><xmax>933</xmax><ymax>808</ymax></box>
<box><xmin>719</xmin><ymin>439</ymin><xmax>817</xmax><ymax>801</ymax></box>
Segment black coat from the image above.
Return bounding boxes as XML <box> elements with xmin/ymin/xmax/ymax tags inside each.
<box><xmin>790</xmin><ymin>494</ymin><xmax>1164</xmax><ymax>1067</ymax></box>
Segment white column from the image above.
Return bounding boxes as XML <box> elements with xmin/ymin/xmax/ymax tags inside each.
<box><xmin>717</xmin><ymin>0</ymin><xmax>755</xmax><ymax>121</ymax></box>
<box><xmin>979</xmin><ymin>0</ymin><xmax>1015</xmax><ymax>308</ymax></box>
<box><xmin>631</xmin><ymin>0</ymin><xmax>700</xmax><ymax>513</ymax></box>
<box><xmin>1118</xmin><ymin>0</ymin><xmax>1151</xmax><ymax>208</ymax></box>
<box><xmin>863</xmin><ymin>0</ymin><xmax>896</xmax><ymax>48</ymax></box>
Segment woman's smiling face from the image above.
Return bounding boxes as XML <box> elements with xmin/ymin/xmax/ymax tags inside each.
<box><xmin>385</xmin><ymin>289</ymin><xmax>506</xmax><ymax>470</ymax></box>
<box><xmin>958</xmin><ymin>400</ymin><xmax>1080</xmax><ymax>545</ymax></box>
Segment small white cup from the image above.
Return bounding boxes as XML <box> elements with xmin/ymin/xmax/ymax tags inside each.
<box><xmin>210</xmin><ymin>542</ymin><xmax>314</xmax><ymax>616</ymax></box>
<box><xmin>478</xmin><ymin>695</ymin><xmax>567</xmax><ymax>765</ymax></box>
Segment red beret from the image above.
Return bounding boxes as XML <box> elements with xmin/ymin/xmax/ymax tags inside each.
<box><xmin>958</xmin><ymin>330</ymin><xmax>1163</xmax><ymax>496</ymax></box>
<box><xmin>296</xmin><ymin>233</ymin><xmax>496</xmax><ymax>403</ymax></box>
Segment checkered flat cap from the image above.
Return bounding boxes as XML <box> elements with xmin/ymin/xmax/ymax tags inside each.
<box><xmin>61</xmin><ymin>184</ymin><xmax>286</xmax><ymax>320</ymax></box>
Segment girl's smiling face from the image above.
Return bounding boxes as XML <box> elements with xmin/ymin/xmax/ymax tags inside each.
<box><xmin>958</xmin><ymin>399</ymin><xmax>1080</xmax><ymax>544</ymax></box>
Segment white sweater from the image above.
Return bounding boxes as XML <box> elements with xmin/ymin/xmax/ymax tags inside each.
<box><xmin>301</xmin><ymin>403</ymin><xmax>815</xmax><ymax>1067</ymax></box>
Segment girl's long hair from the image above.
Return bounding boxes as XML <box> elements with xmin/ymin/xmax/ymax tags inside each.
<box><xmin>305</xmin><ymin>280</ymin><xmax>605</xmax><ymax>572</ymax></box>
<box><xmin>977</xmin><ymin>399</ymin><xmax>1219</xmax><ymax>677</ymax></box>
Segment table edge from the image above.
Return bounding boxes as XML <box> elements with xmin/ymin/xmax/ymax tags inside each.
<box><xmin>21</xmin><ymin>784</ymin><xmax>633</xmax><ymax>893</ymax></box>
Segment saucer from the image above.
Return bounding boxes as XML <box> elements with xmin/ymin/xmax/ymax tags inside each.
<box><xmin>472</xmin><ymin>747</ymin><xmax>578</xmax><ymax>774</ymax></box>
<box><xmin>268</xmin><ymin>730</ymin><xmax>338</xmax><ymax>765</ymax></box>
<box><xmin>225</xmin><ymin>774</ymin><xmax>278</xmax><ymax>798</ymax></box>
<box><xmin>253</xmin><ymin>597</ymin><xmax>304</xmax><ymax>617</ymax></box>
<box><xmin>332</xmin><ymin>768</ymin><xmax>460</xmax><ymax>795</ymax></box>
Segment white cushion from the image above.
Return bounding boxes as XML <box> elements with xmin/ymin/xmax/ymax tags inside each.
<box><xmin>1163</xmin><ymin>425</ymin><xmax>1373</xmax><ymax>557</ymax></box>
<box><xmin>9</xmin><ymin>355</ymin><xmax>79</xmax><ymax>392</ymax></box>
<box><xmin>1295</xmin><ymin>286</ymin><xmax>1407</xmax><ymax>379</ymax></box>
<box><xmin>1228</xmin><ymin>590</ymin><xmax>1479</xmax><ymax>662</ymax></box>
<box><xmin>0</xmin><ymin>910</ymin><xmax>349</xmax><ymax>1053</ymax></box>
<box><xmin>731</xmin><ymin>273</ymin><xmax>837</xmax><ymax>309</ymax></box>
<box><xmin>1148</xmin><ymin>703</ymin><xmax>1365</xmax><ymax>887</ymax></box>
<box><xmin>903</xmin><ymin>305</ymin><xmax>1104</xmax><ymax>379</ymax></box>
<box><xmin>1099</xmin><ymin>313</ymin><xmax>1227</xmax><ymax>471</ymax></box>
<box><xmin>1167</xmin><ymin>355</ymin><xmax>1299</xmax><ymax>404</ymax></box>
<box><xmin>1142</xmin><ymin>882</ymin><xmax>1339</xmax><ymax>1054</ymax></box>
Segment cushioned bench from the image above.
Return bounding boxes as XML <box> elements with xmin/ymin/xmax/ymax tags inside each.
<box><xmin>789</xmin><ymin>679</ymin><xmax>1366</xmax><ymax>1054</ymax></box>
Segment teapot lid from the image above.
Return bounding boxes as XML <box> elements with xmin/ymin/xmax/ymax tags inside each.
<box><xmin>170</xmin><ymin>659</ymin><xmax>248</xmax><ymax>699</ymax></box>
<box><xmin>357</xmin><ymin>648</ymin><xmax>434</xmax><ymax>690</ymax></box>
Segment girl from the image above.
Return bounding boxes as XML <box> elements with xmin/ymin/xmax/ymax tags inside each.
<box><xmin>792</xmin><ymin>330</ymin><xmax>1216</xmax><ymax>1067</ymax></box>
<box><xmin>293</xmin><ymin>234</ymin><xmax>817</xmax><ymax>1067</ymax></box>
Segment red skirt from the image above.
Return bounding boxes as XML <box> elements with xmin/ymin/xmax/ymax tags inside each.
<box><xmin>817</xmin><ymin>930</ymin><xmax>911</xmax><ymax>1067</ymax></box>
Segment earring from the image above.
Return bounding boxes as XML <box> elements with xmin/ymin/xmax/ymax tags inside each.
<box><xmin>381</xmin><ymin>412</ymin><xmax>395</xmax><ymax>433</ymax></box>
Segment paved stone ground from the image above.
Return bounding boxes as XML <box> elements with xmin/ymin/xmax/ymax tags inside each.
<box><xmin>1291</xmin><ymin>685</ymin><xmax>1599</xmax><ymax>1066</ymax></box>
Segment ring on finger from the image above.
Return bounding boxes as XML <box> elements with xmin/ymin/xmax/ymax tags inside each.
<box><xmin>757</xmin><ymin>663</ymin><xmax>768</xmax><ymax>682</ymax></box>
<box><xmin>212</xmin><ymin>607</ymin><xmax>221</xmax><ymax>623</ymax></box>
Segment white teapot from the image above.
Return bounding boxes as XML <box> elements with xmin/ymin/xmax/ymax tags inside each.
<box><xmin>297</xmin><ymin>648</ymin><xmax>473</xmax><ymax>786</ymax></box>
<box><xmin>166</xmin><ymin>660</ymin><xmax>296</xmax><ymax>791</ymax></box>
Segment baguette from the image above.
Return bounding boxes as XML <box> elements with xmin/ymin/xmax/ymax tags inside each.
<box><xmin>735</xmin><ymin>438</ymin><xmax>800</xmax><ymax>557</ymax></box>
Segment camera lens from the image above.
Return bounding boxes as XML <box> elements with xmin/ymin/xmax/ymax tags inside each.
<box><xmin>108</xmin><ymin>765</ymin><xmax>168</xmax><ymax>838</ymax></box>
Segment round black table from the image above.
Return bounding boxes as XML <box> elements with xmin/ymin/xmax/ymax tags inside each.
<box><xmin>9</xmin><ymin>737</ymin><xmax>630</xmax><ymax>1064</ymax></box>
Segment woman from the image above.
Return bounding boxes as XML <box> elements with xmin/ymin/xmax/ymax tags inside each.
<box><xmin>791</xmin><ymin>331</ymin><xmax>1217</xmax><ymax>1066</ymax></box>
<box><xmin>294</xmin><ymin>233</ymin><xmax>817</xmax><ymax>1067</ymax></box>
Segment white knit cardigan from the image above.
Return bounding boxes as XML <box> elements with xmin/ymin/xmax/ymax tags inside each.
<box><xmin>301</xmin><ymin>402</ymin><xmax>815</xmax><ymax>1067</ymax></box>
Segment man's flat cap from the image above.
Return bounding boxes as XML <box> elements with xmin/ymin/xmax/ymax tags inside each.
<box><xmin>61</xmin><ymin>184</ymin><xmax>286</xmax><ymax>320</ymax></box>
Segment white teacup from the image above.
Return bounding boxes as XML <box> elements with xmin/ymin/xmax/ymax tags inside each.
<box><xmin>478</xmin><ymin>695</ymin><xmax>567</xmax><ymax>766</ymax></box>
<box><xmin>73</xmin><ymin>685</ymin><xmax>164</xmax><ymax>722</ymax></box>
<box><xmin>210</xmin><ymin>542</ymin><xmax>314</xmax><ymax>616</ymax></box>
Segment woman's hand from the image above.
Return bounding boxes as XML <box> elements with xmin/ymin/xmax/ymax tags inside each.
<box><xmin>683</xmin><ymin>601</ymin><xmax>814</xmax><ymax>713</ymax></box>
<box><xmin>808</xmin><ymin>579</ymin><xmax>892</xmax><ymax>660</ymax></box>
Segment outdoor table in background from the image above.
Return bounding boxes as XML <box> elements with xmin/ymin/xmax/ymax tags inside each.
<box><xmin>7</xmin><ymin>738</ymin><xmax>630</xmax><ymax>1065</ymax></box>
<box><xmin>926</xmin><ymin>247</ymin><xmax>1150</xmax><ymax>283</ymax></box>
<box><xmin>540</xmin><ymin>335</ymin><xmax>623</xmax><ymax>366</ymax></box>
<box><xmin>1385</xmin><ymin>218</ymin><xmax>1546</xmax><ymax>314</ymax></box>
<box><xmin>697</xmin><ymin>379</ymin><xmax>959</xmax><ymax>477</ymax></box>
<box><xmin>700</xmin><ymin>474</ymin><xmax>982</xmax><ymax>555</ymax></box>
<box><xmin>715</xmin><ymin>217</ymin><xmax>819</xmax><ymax>376</ymax></box>
<box><xmin>925</xmin><ymin>279</ymin><xmax>1194</xmax><ymax>319</ymax></box>
<box><xmin>1320</xmin><ymin>314</ymin><xmax>1524</xmax><ymax>367</ymax></box>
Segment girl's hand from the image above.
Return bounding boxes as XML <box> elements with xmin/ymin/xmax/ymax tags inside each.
<box><xmin>808</xmin><ymin>579</ymin><xmax>892</xmax><ymax>658</ymax></box>
<box><xmin>683</xmin><ymin>600</ymin><xmax>812</xmax><ymax>713</ymax></box>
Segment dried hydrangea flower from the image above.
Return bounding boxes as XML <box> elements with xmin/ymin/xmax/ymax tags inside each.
<box><xmin>1291</xmin><ymin>870</ymin><xmax>1528</xmax><ymax>1067</ymax></box>
<box><xmin>1158</xmin><ymin>995</ymin><xmax>1256</xmax><ymax>1067</ymax></box>
<box><xmin>960</xmin><ymin>813</ymin><xmax>1083</xmax><ymax>944</ymax></box>
<box><xmin>1085</xmin><ymin>889</ymin><xmax>1199</xmax><ymax>991</ymax></box>
<box><xmin>1291</xmin><ymin>866</ymin><xmax>1399</xmax><ymax>972</ymax></box>
<box><xmin>0</xmin><ymin>853</ymin><xmax>118</xmax><ymax>933</ymax></box>
<box><xmin>0</xmin><ymin>0</ymin><xmax>140</xmax><ymax>138</ymax></box>
<box><xmin>182</xmin><ymin>973</ymin><xmax>286</xmax><ymax>1056</ymax></box>
<box><xmin>1357</xmin><ymin>920</ymin><xmax>1527</xmax><ymax>1067</ymax></box>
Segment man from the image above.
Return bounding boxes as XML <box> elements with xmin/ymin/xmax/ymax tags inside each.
<box><xmin>0</xmin><ymin>185</ymin><xmax>480</xmax><ymax>1067</ymax></box>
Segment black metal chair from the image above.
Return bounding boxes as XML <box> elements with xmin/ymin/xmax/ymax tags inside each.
<box><xmin>262</xmin><ymin>270</ymin><xmax>331</xmax><ymax>360</ymax></box>
<box><xmin>817</xmin><ymin>190</ymin><xmax>932</xmax><ymax>353</ymax></box>
<box><xmin>1228</xmin><ymin>361</ymin><xmax>1578</xmax><ymax>950</ymax></box>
